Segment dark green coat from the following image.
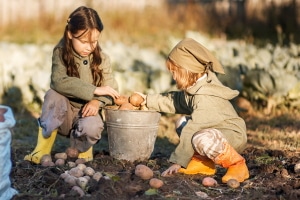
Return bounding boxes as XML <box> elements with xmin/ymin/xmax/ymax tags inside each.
<box><xmin>50</xmin><ymin>41</ymin><xmax>118</xmax><ymax>109</ymax></box>
<box><xmin>146</xmin><ymin>71</ymin><xmax>247</xmax><ymax>168</ymax></box>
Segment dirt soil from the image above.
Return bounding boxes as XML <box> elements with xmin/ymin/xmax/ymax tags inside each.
<box><xmin>9</xmin><ymin>108</ymin><xmax>300</xmax><ymax>200</ymax></box>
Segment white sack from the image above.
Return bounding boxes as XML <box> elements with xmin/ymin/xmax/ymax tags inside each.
<box><xmin>0</xmin><ymin>105</ymin><xmax>18</xmax><ymax>200</ymax></box>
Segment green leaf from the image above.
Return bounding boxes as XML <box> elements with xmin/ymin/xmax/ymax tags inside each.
<box><xmin>145</xmin><ymin>188</ymin><xmax>158</xmax><ymax>195</ymax></box>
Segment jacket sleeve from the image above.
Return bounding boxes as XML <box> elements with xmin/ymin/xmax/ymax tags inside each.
<box><xmin>146</xmin><ymin>91</ymin><xmax>192</xmax><ymax>114</ymax></box>
<box><xmin>50</xmin><ymin>48</ymin><xmax>96</xmax><ymax>101</ymax></box>
<box><xmin>93</xmin><ymin>52</ymin><xmax>119</xmax><ymax>106</ymax></box>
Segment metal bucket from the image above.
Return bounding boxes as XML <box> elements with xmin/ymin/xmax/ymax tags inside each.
<box><xmin>104</xmin><ymin>107</ymin><xmax>161</xmax><ymax>162</ymax></box>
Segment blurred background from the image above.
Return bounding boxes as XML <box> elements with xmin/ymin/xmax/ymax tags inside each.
<box><xmin>1</xmin><ymin>0</ymin><xmax>299</xmax><ymax>46</ymax></box>
<box><xmin>1</xmin><ymin>0</ymin><xmax>300</xmax><ymax>114</ymax></box>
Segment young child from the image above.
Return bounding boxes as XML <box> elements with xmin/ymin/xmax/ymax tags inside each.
<box><xmin>138</xmin><ymin>38</ymin><xmax>249</xmax><ymax>183</ymax></box>
<box><xmin>24</xmin><ymin>6</ymin><xmax>120</xmax><ymax>164</ymax></box>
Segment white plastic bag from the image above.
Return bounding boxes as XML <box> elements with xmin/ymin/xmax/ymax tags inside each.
<box><xmin>0</xmin><ymin>105</ymin><xmax>18</xmax><ymax>200</ymax></box>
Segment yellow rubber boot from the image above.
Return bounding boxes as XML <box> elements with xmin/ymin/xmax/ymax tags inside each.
<box><xmin>24</xmin><ymin>128</ymin><xmax>57</xmax><ymax>164</ymax></box>
<box><xmin>78</xmin><ymin>146</ymin><xmax>93</xmax><ymax>162</ymax></box>
<box><xmin>215</xmin><ymin>143</ymin><xmax>249</xmax><ymax>183</ymax></box>
<box><xmin>179</xmin><ymin>155</ymin><xmax>216</xmax><ymax>175</ymax></box>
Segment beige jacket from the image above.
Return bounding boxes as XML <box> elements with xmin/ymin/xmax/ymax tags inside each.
<box><xmin>50</xmin><ymin>40</ymin><xmax>118</xmax><ymax>109</ymax></box>
<box><xmin>146</xmin><ymin>71</ymin><xmax>247</xmax><ymax>168</ymax></box>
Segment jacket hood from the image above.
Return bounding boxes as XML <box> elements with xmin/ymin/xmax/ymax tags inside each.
<box><xmin>186</xmin><ymin>71</ymin><xmax>239</xmax><ymax>100</ymax></box>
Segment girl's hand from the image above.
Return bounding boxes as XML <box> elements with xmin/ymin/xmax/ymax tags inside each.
<box><xmin>94</xmin><ymin>86</ymin><xmax>120</xmax><ymax>99</ymax></box>
<box><xmin>161</xmin><ymin>164</ymin><xmax>181</xmax><ymax>177</ymax></box>
<box><xmin>82</xmin><ymin>100</ymin><xmax>100</xmax><ymax>117</ymax></box>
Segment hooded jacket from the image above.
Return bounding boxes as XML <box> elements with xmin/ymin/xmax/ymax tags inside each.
<box><xmin>146</xmin><ymin>71</ymin><xmax>247</xmax><ymax>168</ymax></box>
<box><xmin>50</xmin><ymin>39</ymin><xmax>118</xmax><ymax>109</ymax></box>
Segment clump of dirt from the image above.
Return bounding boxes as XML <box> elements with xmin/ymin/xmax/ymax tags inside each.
<box><xmin>8</xmin><ymin>110</ymin><xmax>300</xmax><ymax>200</ymax></box>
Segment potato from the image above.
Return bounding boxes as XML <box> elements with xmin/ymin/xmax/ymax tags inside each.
<box><xmin>55</xmin><ymin>152</ymin><xmax>67</xmax><ymax>160</ymax></box>
<box><xmin>149</xmin><ymin>178</ymin><xmax>164</xmax><ymax>188</ymax></box>
<box><xmin>69</xmin><ymin>167</ymin><xmax>84</xmax><ymax>178</ymax></box>
<box><xmin>114</xmin><ymin>95</ymin><xmax>129</xmax><ymax>106</ymax></box>
<box><xmin>41</xmin><ymin>154</ymin><xmax>52</xmax><ymax>163</ymax></box>
<box><xmin>65</xmin><ymin>176</ymin><xmax>77</xmax><ymax>186</ymax></box>
<box><xmin>66</xmin><ymin>147</ymin><xmax>79</xmax><ymax>158</ymax></box>
<box><xmin>84</xmin><ymin>167</ymin><xmax>95</xmax><ymax>176</ymax></box>
<box><xmin>227</xmin><ymin>179</ymin><xmax>240</xmax><ymax>188</ymax></box>
<box><xmin>134</xmin><ymin>164</ymin><xmax>153</xmax><ymax>180</ymax></box>
<box><xmin>93</xmin><ymin>172</ymin><xmax>103</xmax><ymax>182</ymax></box>
<box><xmin>71</xmin><ymin>185</ymin><xmax>85</xmax><ymax>197</ymax></box>
<box><xmin>202</xmin><ymin>177</ymin><xmax>218</xmax><ymax>187</ymax></box>
<box><xmin>119</xmin><ymin>102</ymin><xmax>135</xmax><ymax>110</ymax></box>
<box><xmin>129</xmin><ymin>93</ymin><xmax>144</xmax><ymax>107</ymax></box>
<box><xmin>76</xmin><ymin>177</ymin><xmax>89</xmax><ymax>189</ymax></box>
<box><xmin>77</xmin><ymin>163</ymin><xmax>87</xmax><ymax>171</ymax></box>
<box><xmin>67</xmin><ymin>161</ymin><xmax>77</xmax><ymax>168</ymax></box>
<box><xmin>55</xmin><ymin>158</ymin><xmax>65</xmax><ymax>166</ymax></box>
<box><xmin>41</xmin><ymin>161</ymin><xmax>55</xmax><ymax>167</ymax></box>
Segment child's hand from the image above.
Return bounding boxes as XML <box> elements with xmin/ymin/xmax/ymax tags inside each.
<box><xmin>94</xmin><ymin>86</ymin><xmax>120</xmax><ymax>99</ymax></box>
<box><xmin>161</xmin><ymin>164</ymin><xmax>181</xmax><ymax>177</ymax></box>
<box><xmin>82</xmin><ymin>100</ymin><xmax>100</xmax><ymax>117</ymax></box>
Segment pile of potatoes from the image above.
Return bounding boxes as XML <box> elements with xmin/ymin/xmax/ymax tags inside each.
<box><xmin>40</xmin><ymin>147</ymin><xmax>88</xmax><ymax>167</ymax></box>
<box><xmin>59</xmin><ymin>163</ymin><xmax>102</xmax><ymax>197</ymax></box>
<box><xmin>114</xmin><ymin>93</ymin><xmax>146</xmax><ymax>110</ymax></box>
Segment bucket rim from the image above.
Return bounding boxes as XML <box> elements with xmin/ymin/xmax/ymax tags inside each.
<box><xmin>104</xmin><ymin>106</ymin><xmax>161</xmax><ymax>114</ymax></box>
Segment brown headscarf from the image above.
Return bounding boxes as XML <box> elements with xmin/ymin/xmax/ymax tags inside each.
<box><xmin>168</xmin><ymin>38</ymin><xmax>225</xmax><ymax>74</ymax></box>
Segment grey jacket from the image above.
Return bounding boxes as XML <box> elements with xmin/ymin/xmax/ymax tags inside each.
<box><xmin>146</xmin><ymin>71</ymin><xmax>247</xmax><ymax>168</ymax></box>
<box><xmin>50</xmin><ymin>40</ymin><xmax>118</xmax><ymax>109</ymax></box>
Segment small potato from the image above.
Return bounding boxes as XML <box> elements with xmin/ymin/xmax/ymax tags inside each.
<box><xmin>69</xmin><ymin>167</ymin><xmax>84</xmax><ymax>178</ymax></box>
<box><xmin>84</xmin><ymin>167</ymin><xmax>95</xmax><ymax>176</ymax></box>
<box><xmin>227</xmin><ymin>179</ymin><xmax>240</xmax><ymax>188</ymax></box>
<box><xmin>149</xmin><ymin>178</ymin><xmax>164</xmax><ymax>188</ymax></box>
<box><xmin>93</xmin><ymin>172</ymin><xmax>103</xmax><ymax>182</ymax></box>
<box><xmin>55</xmin><ymin>152</ymin><xmax>68</xmax><ymax>160</ymax></box>
<box><xmin>66</xmin><ymin>147</ymin><xmax>79</xmax><ymax>158</ymax></box>
<box><xmin>114</xmin><ymin>95</ymin><xmax>129</xmax><ymax>106</ymax></box>
<box><xmin>55</xmin><ymin>158</ymin><xmax>65</xmax><ymax>166</ymax></box>
<box><xmin>135</xmin><ymin>164</ymin><xmax>153</xmax><ymax>180</ymax></box>
<box><xmin>60</xmin><ymin>172</ymin><xmax>70</xmax><ymax>179</ymax></box>
<box><xmin>202</xmin><ymin>177</ymin><xmax>218</xmax><ymax>187</ymax></box>
<box><xmin>129</xmin><ymin>93</ymin><xmax>144</xmax><ymax>107</ymax></box>
<box><xmin>67</xmin><ymin>161</ymin><xmax>77</xmax><ymax>168</ymax></box>
<box><xmin>41</xmin><ymin>161</ymin><xmax>55</xmax><ymax>167</ymax></box>
<box><xmin>119</xmin><ymin>102</ymin><xmax>135</xmax><ymax>110</ymax></box>
<box><xmin>75</xmin><ymin>158</ymin><xmax>87</xmax><ymax>165</ymax></box>
<box><xmin>77</xmin><ymin>163</ymin><xmax>87</xmax><ymax>171</ymax></box>
<box><xmin>71</xmin><ymin>185</ymin><xmax>85</xmax><ymax>197</ymax></box>
<box><xmin>65</xmin><ymin>176</ymin><xmax>77</xmax><ymax>186</ymax></box>
<box><xmin>41</xmin><ymin>154</ymin><xmax>52</xmax><ymax>163</ymax></box>
<box><xmin>76</xmin><ymin>177</ymin><xmax>89</xmax><ymax>189</ymax></box>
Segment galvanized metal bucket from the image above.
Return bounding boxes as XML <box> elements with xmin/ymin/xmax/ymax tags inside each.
<box><xmin>104</xmin><ymin>107</ymin><xmax>161</xmax><ymax>162</ymax></box>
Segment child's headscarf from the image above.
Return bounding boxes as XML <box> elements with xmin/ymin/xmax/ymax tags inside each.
<box><xmin>168</xmin><ymin>38</ymin><xmax>225</xmax><ymax>75</ymax></box>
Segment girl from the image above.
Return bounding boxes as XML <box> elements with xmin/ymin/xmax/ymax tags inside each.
<box><xmin>24</xmin><ymin>6</ymin><xmax>120</xmax><ymax>164</ymax></box>
<box><xmin>138</xmin><ymin>38</ymin><xmax>249</xmax><ymax>183</ymax></box>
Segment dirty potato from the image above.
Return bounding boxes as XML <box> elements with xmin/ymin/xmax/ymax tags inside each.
<box><xmin>129</xmin><ymin>93</ymin><xmax>144</xmax><ymax>107</ymax></box>
<box><xmin>134</xmin><ymin>164</ymin><xmax>153</xmax><ymax>180</ymax></box>
<box><xmin>66</xmin><ymin>147</ymin><xmax>79</xmax><ymax>158</ymax></box>
<box><xmin>119</xmin><ymin>102</ymin><xmax>135</xmax><ymax>110</ymax></box>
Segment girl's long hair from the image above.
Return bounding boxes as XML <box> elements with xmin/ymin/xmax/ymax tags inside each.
<box><xmin>62</xmin><ymin>6</ymin><xmax>104</xmax><ymax>86</ymax></box>
<box><xmin>167</xmin><ymin>59</ymin><xmax>203</xmax><ymax>90</ymax></box>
